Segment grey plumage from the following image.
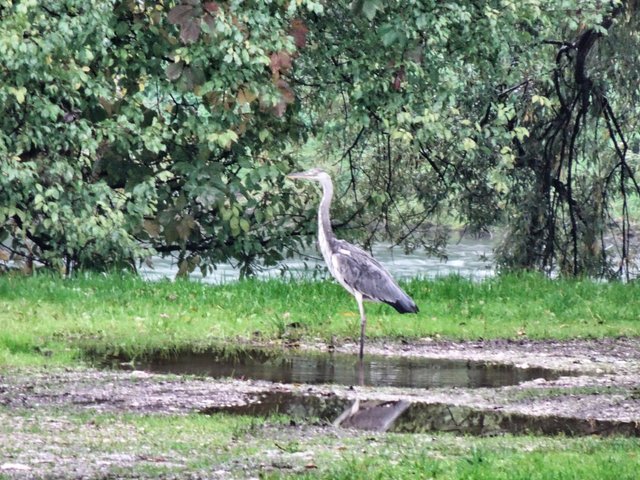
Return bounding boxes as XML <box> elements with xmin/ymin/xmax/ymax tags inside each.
<box><xmin>287</xmin><ymin>168</ymin><xmax>418</xmax><ymax>359</ymax></box>
<box><xmin>331</xmin><ymin>239</ymin><xmax>418</xmax><ymax>313</ymax></box>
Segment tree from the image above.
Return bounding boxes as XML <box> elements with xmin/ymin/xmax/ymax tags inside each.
<box><xmin>0</xmin><ymin>0</ymin><xmax>321</xmax><ymax>275</ymax></box>
<box><xmin>289</xmin><ymin>2</ymin><xmax>531</xmax><ymax>246</ymax></box>
<box><xmin>496</xmin><ymin>1</ymin><xmax>640</xmax><ymax>279</ymax></box>
<box><xmin>2</xmin><ymin>0</ymin><xmax>638</xmax><ymax>279</ymax></box>
<box><xmin>291</xmin><ymin>0</ymin><xmax>640</xmax><ymax>278</ymax></box>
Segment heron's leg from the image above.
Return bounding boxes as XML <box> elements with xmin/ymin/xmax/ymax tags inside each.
<box><xmin>355</xmin><ymin>292</ymin><xmax>366</xmax><ymax>360</ymax></box>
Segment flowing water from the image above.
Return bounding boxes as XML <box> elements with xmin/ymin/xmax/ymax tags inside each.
<box><xmin>139</xmin><ymin>236</ymin><xmax>495</xmax><ymax>283</ymax></box>
<box><xmin>122</xmin><ymin>348</ymin><xmax>570</xmax><ymax>389</ymax></box>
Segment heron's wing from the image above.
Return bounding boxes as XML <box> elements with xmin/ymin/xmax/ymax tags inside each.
<box><xmin>331</xmin><ymin>240</ymin><xmax>418</xmax><ymax>313</ymax></box>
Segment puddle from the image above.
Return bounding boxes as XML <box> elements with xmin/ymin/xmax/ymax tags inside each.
<box><xmin>119</xmin><ymin>348</ymin><xmax>573</xmax><ymax>389</ymax></box>
<box><xmin>395</xmin><ymin>402</ymin><xmax>640</xmax><ymax>436</ymax></box>
<box><xmin>201</xmin><ymin>391</ymin><xmax>349</xmax><ymax>420</ymax></box>
<box><xmin>203</xmin><ymin>391</ymin><xmax>640</xmax><ymax>437</ymax></box>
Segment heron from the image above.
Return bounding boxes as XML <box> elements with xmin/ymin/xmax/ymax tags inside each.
<box><xmin>287</xmin><ymin>168</ymin><xmax>419</xmax><ymax>360</ymax></box>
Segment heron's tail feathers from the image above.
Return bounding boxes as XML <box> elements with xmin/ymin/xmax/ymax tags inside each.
<box><xmin>384</xmin><ymin>294</ymin><xmax>419</xmax><ymax>314</ymax></box>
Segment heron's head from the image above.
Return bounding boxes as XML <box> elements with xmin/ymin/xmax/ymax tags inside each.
<box><xmin>286</xmin><ymin>168</ymin><xmax>331</xmax><ymax>183</ymax></box>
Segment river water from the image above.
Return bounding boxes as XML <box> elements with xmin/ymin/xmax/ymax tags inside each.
<box><xmin>139</xmin><ymin>236</ymin><xmax>495</xmax><ymax>283</ymax></box>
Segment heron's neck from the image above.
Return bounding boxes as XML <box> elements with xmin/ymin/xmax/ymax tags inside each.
<box><xmin>318</xmin><ymin>178</ymin><xmax>334</xmax><ymax>243</ymax></box>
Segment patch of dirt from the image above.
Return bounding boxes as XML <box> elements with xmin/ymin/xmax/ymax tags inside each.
<box><xmin>0</xmin><ymin>368</ymin><xmax>271</xmax><ymax>414</ymax></box>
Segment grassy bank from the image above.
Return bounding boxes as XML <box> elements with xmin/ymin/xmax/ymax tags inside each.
<box><xmin>0</xmin><ymin>272</ymin><xmax>639</xmax><ymax>366</ymax></box>
<box><xmin>1</xmin><ymin>273</ymin><xmax>639</xmax><ymax>479</ymax></box>
<box><xmin>1</xmin><ymin>406</ymin><xmax>638</xmax><ymax>479</ymax></box>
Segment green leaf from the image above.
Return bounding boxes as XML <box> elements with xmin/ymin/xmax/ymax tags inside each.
<box><xmin>229</xmin><ymin>217</ymin><xmax>240</xmax><ymax>235</ymax></box>
<box><xmin>258</xmin><ymin>129</ymin><xmax>270</xmax><ymax>142</ymax></box>
<box><xmin>381</xmin><ymin>27</ymin><xmax>399</xmax><ymax>47</ymax></box>
<box><xmin>362</xmin><ymin>0</ymin><xmax>381</xmax><ymax>21</ymax></box>
<box><xmin>9</xmin><ymin>86</ymin><xmax>27</xmax><ymax>104</ymax></box>
<box><xmin>462</xmin><ymin>138</ymin><xmax>477</xmax><ymax>151</ymax></box>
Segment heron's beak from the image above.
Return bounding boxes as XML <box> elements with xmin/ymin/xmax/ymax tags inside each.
<box><xmin>286</xmin><ymin>172</ymin><xmax>307</xmax><ymax>180</ymax></box>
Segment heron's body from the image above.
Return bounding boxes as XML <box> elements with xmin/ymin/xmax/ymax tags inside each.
<box><xmin>287</xmin><ymin>168</ymin><xmax>418</xmax><ymax>359</ymax></box>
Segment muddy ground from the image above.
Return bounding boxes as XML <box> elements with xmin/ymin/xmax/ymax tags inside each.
<box><xmin>1</xmin><ymin>338</ymin><xmax>639</xmax><ymax>478</ymax></box>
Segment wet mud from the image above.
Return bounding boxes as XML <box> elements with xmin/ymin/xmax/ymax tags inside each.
<box><xmin>2</xmin><ymin>337</ymin><xmax>639</xmax><ymax>426</ymax></box>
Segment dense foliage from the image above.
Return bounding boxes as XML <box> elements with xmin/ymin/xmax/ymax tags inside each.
<box><xmin>1</xmin><ymin>0</ymin><xmax>639</xmax><ymax>278</ymax></box>
<box><xmin>293</xmin><ymin>0</ymin><xmax>640</xmax><ymax>278</ymax></box>
<box><xmin>0</xmin><ymin>0</ymin><xmax>318</xmax><ymax>275</ymax></box>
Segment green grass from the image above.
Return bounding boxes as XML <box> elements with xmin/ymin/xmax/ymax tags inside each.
<box><xmin>1</xmin><ymin>406</ymin><xmax>638</xmax><ymax>478</ymax></box>
<box><xmin>0</xmin><ymin>272</ymin><xmax>639</xmax><ymax>366</ymax></box>
<box><xmin>1</xmin><ymin>273</ymin><xmax>639</xmax><ymax>478</ymax></box>
<box><xmin>300</xmin><ymin>435</ymin><xmax>640</xmax><ymax>480</ymax></box>
<box><xmin>0</xmin><ymin>407</ymin><xmax>293</xmax><ymax>477</ymax></box>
